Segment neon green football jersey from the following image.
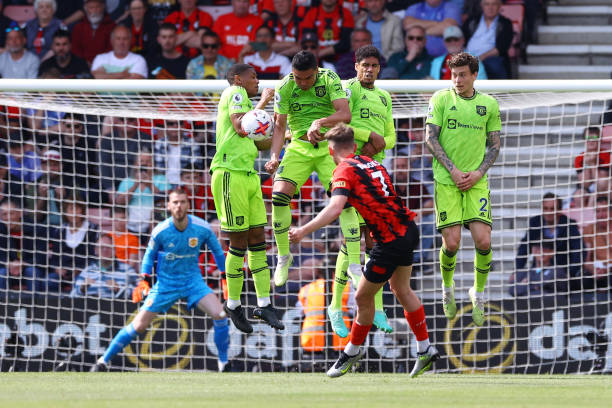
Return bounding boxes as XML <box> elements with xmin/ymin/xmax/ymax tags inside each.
<box><xmin>345</xmin><ymin>77</ymin><xmax>396</xmax><ymax>162</ymax></box>
<box><xmin>274</xmin><ymin>68</ymin><xmax>347</xmax><ymax>139</ymax></box>
<box><xmin>426</xmin><ymin>87</ymin><xmax>501</xmax><ymax>185</ymax></box>
<box><xmin>211</xmin><ymin>85</ymin><xmax>258</xmax><ymax>173</ymax></box>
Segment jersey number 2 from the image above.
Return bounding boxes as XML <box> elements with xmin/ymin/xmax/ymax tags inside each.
<box><xmin>372</xmin><ymin>171</ymin><xmax>390</xmax><ymax>197</ymax></box>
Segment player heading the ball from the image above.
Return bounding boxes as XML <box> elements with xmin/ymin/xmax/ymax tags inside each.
<box><xmin>92</xmin><ymin>187</ymin><xmax>231</xmax><ymax>372</ymax></box>
<box><xmin>425</xmin><ymin>52</ymin><xmax>501</xmax><ymax>326</ymax></box>
<box><xmin>210</xmin><ymin>63</ymin><xmax>284</xmax><ymax>333</ymax></box>
<box><xmin>289</xmin><ymin>124</ymin><xmax>439</xmax><ymax>379</ymax></box>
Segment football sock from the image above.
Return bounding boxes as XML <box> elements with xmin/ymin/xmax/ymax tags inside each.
<box><xmin>404</xmin><ymin>305</ymin><xmax>430</xmax><ymax>351</ymax></box>
<box><xmin>375</xmin><ymin>288</ymin><xmax>384</xmax><ymax>311</ymax></box>
<box><xmin>213</xmin><ymin>318</ymin><xmax>229</xmax><ymax>363</ymax></box>
<box><xmin>339</xmin><ymin>207</ymin><xmax>361</xmax><ymax>265</ymax></box>
<box><xmin>102</xmin><ymin>323</ymin><xmax>139</xmax><ymax>364</ymax></box>
<box><xmin>346</xmin><ymin>321</ymin><xmax>372</xmax><ymax>352</ymax></box>
<box><xmin>440</xmin><ymin>247</ymin><xmax>457</xmax><ymax>288</ymax></box>
<box><xmin>331</xmin><ymin>244</ymin><xmax>349</xmax><ymax>310</ymax></box>
<box><xmin>248</xmin><ymin>242</ymin><xmax>271</xmax><ymax>299</ymax></box>
<box><xmin>272</xmin><ymin>192</ymin><xmax>292</xmax><ymax>256</ymax></box>
<box><xmin>226</xmin><ymin>246</ymin><xmax>246</xmax><ymax>301</ymax></box>
<box><xmin>474</xmin><ymin>247</ymin><xmax>492</xmax><ymax>292</ymax></box>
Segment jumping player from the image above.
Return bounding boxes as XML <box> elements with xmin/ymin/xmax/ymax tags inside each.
<box><xmin>289</xmin><ymin>124</ymin><xmax>439</xmax><ymax>378</ymax></box>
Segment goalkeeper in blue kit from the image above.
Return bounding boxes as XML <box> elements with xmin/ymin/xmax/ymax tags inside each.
<box><xmin>91</xmin><ymin>187</ymin><xmax>231</xmax><ymax>372</ymax></box>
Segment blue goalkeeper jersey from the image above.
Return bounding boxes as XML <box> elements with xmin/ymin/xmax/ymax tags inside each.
<box><xmin>141</xmin><ymin>215</ymin><xmax>225</xmax><ymax>289</ymax></box>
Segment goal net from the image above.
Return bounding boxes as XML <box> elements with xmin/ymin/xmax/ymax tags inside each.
<box><xmin>1</xmin><ymin>79</ymin><xmax>612</xmax><ymax>374</ymax></box>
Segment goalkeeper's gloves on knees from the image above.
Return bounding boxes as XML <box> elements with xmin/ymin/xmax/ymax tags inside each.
<box><xmin>132</xmin><ymin>278</ymin><xmax>151</xmax><ymax>303</ymax></box>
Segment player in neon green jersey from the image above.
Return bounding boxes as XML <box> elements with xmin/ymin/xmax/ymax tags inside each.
<box><xmin>264</xmin><ymin>51</ymin><xmax>359</xmax><ymax>290</ymax></box>
<box><xmin>425</xmin><ymin>52</ymin><xmax>501</xmax><ymax>326</ymax></box>
<box><xmin>327</xmin><ymin>45</ymin><xmax>397</xmax><ymax>338</ymax></box>
<box><xmin>211</xmin><ymin>63</ymin><xmax>284</xmax><ymax>334</ymax></box>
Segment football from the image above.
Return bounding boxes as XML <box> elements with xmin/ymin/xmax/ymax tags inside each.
<box><xmin>241</xmin><ymin>109</ymin><xmax>273</xmax><ymax>141</ymax></box>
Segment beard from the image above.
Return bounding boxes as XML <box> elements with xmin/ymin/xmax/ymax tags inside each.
<box><xmin>87</xmin><ymin>13</ymin><xmax>103</xmax><ymax>25</ymax></box>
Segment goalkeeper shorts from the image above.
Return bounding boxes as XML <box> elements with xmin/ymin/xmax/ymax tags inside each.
<box><xmin>142</xmin><ymin>279</ymin><xmax>213</xmax><ymax>313</ymax></box>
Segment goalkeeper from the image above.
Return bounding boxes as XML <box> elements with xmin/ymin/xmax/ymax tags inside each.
<box><xmin>425</xmin><ymin>52</ymin><xmax>501</xmax><ymax>326</ymax></box>
<box><xmin>92</xmin><ymin>188</ymin><xmax>231</xmax><ymax>372</ymax></box>
<box><xmin>328</xmin><ymin>45</ymin><xmax>396</xmax><ymax>338</ymax></box>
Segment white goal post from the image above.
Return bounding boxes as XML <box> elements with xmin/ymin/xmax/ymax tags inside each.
<box><xmin>1</xmin><ymin>79</ymin><xmax>611</xmax><ymax>374</ymax></box>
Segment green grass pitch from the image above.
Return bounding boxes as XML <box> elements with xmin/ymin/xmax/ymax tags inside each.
<box><xmin>1</xmin><ymin>373</ymin><xmax>611</xmax><ymax>408</ymax></box>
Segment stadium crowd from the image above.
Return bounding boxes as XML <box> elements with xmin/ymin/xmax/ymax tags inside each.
<box><xmin>1</xmin><ymin>0</ymin><xmax>609</xmax><ymax>305</ymax></box>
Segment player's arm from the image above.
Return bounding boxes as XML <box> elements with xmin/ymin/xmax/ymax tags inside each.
<box><xmin>264</xmin><ymin>112</ymin><xmax>288</xmax><ymax>174</ymax></box>
<box><xmin>309</xmin><ymin>98</ymin><xmax>351</xmax><ymax>143</ymax></box>
<box><xmin>204</xmin><ymin>229</ymin><xmax>226</xmax><ymax>273</ymax></box>
<box><xmin>255</xmin><ymin>88</ymin><xmax>275</xmax><ymax>110</ymax></box>
<box><xmin>477</xmin><ymin>130</ymin><xmax>501</xmax><ymax>177</ymax></box>
<box><xmin>230</xmin><ymin>113</ymin><xmax>249</xmax><ymax>137</ymax></box>
<box><xmin>133</xmin><ymin>236</ymin><xmax>160</xmax><ymax>303</ymax></box>
<box><xmin>425</xmin><ymin>123</ymin><xmax>458</xmax><ymax>174</ymax></box>
<box><xmin>289</xmin><ymin>194</ymin><xmax>348</xmax><ymax>243</ymax></box>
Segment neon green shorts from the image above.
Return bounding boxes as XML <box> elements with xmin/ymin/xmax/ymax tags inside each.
<box><xmin>275</xmin><ymin>139</ymin><xmax>336</xmax><ymax>192</ymax></box>
<box><xmin>434</xmin><ymin>180</ymin><xmax>492</xmax><ymax>230</ymax></box>
<box><xmin>211</xmin><ymin>169</ymin><xmax>267</xmax><ymax>232</ymax></box>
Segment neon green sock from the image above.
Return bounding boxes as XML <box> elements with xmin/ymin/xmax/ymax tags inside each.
<box><xmin>375</xmin><ymin>287</ymin><xmax>384</xmax><ymax>311</ymax></box>
<box><xmin>340</xmin><ymin>207</ymin><xmax>361</xmax><ymax>265</ymax></box>
<box><xmin>248</xmin><ymin>242</ymin><xmax>270</xmax><ymax>298</ymax></box>
<box><xmin>226</xmin><ymin>247</ymin><xmax>246</xmax><ymax>301</ymax></box>
<box><xmin>440</xmin><ymin>247</ymin><xmax>457</xmax><ymax>288</ymax></box>
<box><xmin>474</xmin><ymin>247</ymin><xmax>492</xmax><ymax>292</ymax></box>
<box><xmin>332</xmin><ymin>244</ymin><xmax>349</xmax><ymax>309</ymax></box>
<box><xmin>272</xmin><ymin>192</ymin><xmax>292</xmax><ymax>256</ymax></box>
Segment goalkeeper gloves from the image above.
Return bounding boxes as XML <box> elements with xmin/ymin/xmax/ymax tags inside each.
<box><xmin>132</xmin><ymin>279</ymin><xmax>151</xmax><ymax>303</ymax></box>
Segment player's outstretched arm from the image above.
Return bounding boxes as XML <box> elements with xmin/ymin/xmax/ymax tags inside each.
<box><xmin>308</xmin><ymin>98</ymin><xmax>352</xmax><ymax>143</ymax></box>
<box><xmin>289</xmin><ymin>195</ymin><xmax>347</xmax><ymax>243</ymax></box>
<box><xmin>425</xmin><ymin>123</ymin><xmax>465</xmax><ymax>185</ymax></box>
<box><xmin>255</xmin><ymin>88</ymin><xmax>275</xmax><ymax>110</ymax></box>
<box><xmin>204</xmin><ymin>228</ymin><xmax>226</xmax><ymax>273</ymax></box>
<box><xmin>265</xmin><ymin>112</ymin><xmax>287</xmax><ymax>174</ymax></box>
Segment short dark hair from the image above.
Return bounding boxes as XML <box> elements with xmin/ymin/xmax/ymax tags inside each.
<box><xmin>52</xmin><ymin>29</ymin><xmax>71</xmax><ymax>41</ymax></box>
<box><xmin>292</xmin><ymin>51</ymin><xmax>318</xmax><ymax>71</ymax></box>
<box><xmin>355</xmin><ymin>45</ymin><xmax>380</xmax><ymax>64</ymax></box>
<box><xmin>583</xmin><ymin>126</ymin><xmax>601</xmax><ymax>140</ymax></box>
<box><xmin>256</xmin><ymin>24</ymin><xmax>274</xmax><ymax>38</ymax></box>
<box><xmin>596</xmin><ymin>195</ymin><xmax>609</xmax><ymax>205</ymax></box>
<box><xmin>448</xmin><ymin>52</ymin><xmax>479</xmax><ymax>74</ymax></box>
<box><xmin>226</xmin><ymin>63</ymin><xmax>255</xmax><ymax>85</ymax></box>
<box><xmin>159</xmin><ymin>22</ymin><xmax>178</xmax><ymax>33</ymax></box>
<box><xmin>542</xmin><ymin>192</ymin><xmax>562</xmax><ymax>210</ymax></box>
<box><xmin>326</xmin><ymin>123</ymin><xmax>354</xmax><ymax>150</ymax></box>
<box><xmin>167</xmin><ymin>186</ymin><xmax>189</xmax><ymax>198</ymax></box>
<box><xmin>201</xmin><ymin>29</ymin><xmax>220</xmax><ymax>42</ymax></box>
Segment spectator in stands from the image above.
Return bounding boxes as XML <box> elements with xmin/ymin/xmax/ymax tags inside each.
<box><xmin>147</xmin><ymin>0</ymin><xmax>177</xmax><ymax>24</ymax></box>
<box><xmin>509</xmin><ymin>240</ymin><xmax>568</xmax><ymax>297</ymax></box>
<box><xmin>38</xmin><ymin>29</ymin><xmax>91</xmax><ymax>78</ymax></box>
<box><xmin>91</xmin><ymin>25</ymin><xmax>148</xmax><ymax>79</ymax></box>
<box><xmin>0</xmin><ymin>24</ymin><xmax>40</xmax><ymax>79</ymax></box>
<box><xmin>402</xmin><ymin>0</ymin><xmax>461</xmax><ymax>58</ymax></box>
<box><xmin>582</xmin><ymin>196</ymin><xmax>612</xmax><ymax>293</ymax></box>
<box><xmin>109</xmin><ymin>206</ymin><xmax>141</xmax><ymax>271</ymax></box>
<box><xmin>355</xmin><ymin>0</ymin><xmax>404</xmax><ymax>60</ymax></box>
<box><xmin>429</xmin><ymin>25</ymin><xmax>487</xmax><ymax>80</ymax></box>
<box><xmin>48</xmin><ymin>198</ymin><xmax>100</xmax><ymax>292</ymax></box>
<box><xmin>336</xmin><ymin>28</ymin><xmax>385</xmax><ymax>80</ymax></box>
<box><xmin>24</xmin><ymin>0</ymin><xmax>64</xmax><ymax>60</ymax></box>
<box><xmin>24</xmin><ymin>149</ymin><xmax>68</xmax><ymax>227</ymax></box>
<box><xmin>146</xmin><ymin>23</ymin><xmax>189</xmax><ymax>79</ymax></box>
<box><xmin>515</xmin><ymin>192</ymin><xmax>583</xmax><ymax>283</ymax></box>
<box><xmin>54</xmin><ymin>0</ymin><xmax>84</xmax><ymax>28</ymax></box>
<box><xmin>71</xmin><ymin>234</ymin><xmax>139</xmax><ymax>298</ymax></box>
<box><xmin>186</xmin><ymin>30</ymin><xmax>233</xmax><ymax>80</ymax></box>
<box><xmin>462</xmin><ymin>0</ymin><xmax>512</xmax><ymax>79</ymax></box>
<box><xmin>392</xmin><ymin>154</ymin><xmax>435</xmax><ymax>267</ymax></box>
<box><xmin>180</xmin><ymin>167</ymin><xmax>215</xmax><ymax>221</ymax></box>
<box><xmin>574</xmin><ymin>126</ymin><xmax>609</xmax><ymax>192</ymax></box>
<box><xmin>164</xmin><ymin>0</ymin><xmax>213</xmax><ymax>59</ymax></box>
<box><xmin>99</xmin><ymin>116</ymin><xmax>153</xmax><ymax>191</ymax></box>
<box><xmin>212</xmin><ymin>0</ymin><xmax>263</xmax><ymax>61</ymax></box>
<box><xmin>0</xmin><ymin>1</ymin><xmax>16</xmax><ymax>51</ymax></box>
<box><xmin>0</xmin><ymin>199</ymin><xmax>50</xmax><ymax>292</ymax></box>
<box><xmin>382</xmin><ymin>25</ymin><xmax>432</xmax><ymax>79</ymax></box>
<box><xmin>406</xmin><ymin>117</ymin><xmax>433</xmax><ymax>185</ymax></box>
<box><xmin>300</xmin><ymin>31</ymin><xmax>336</xmax><ymax>71</ymax></box>
<box><xmin>153</xmin><ymin>119</ymin><xmax>203</xmax><ymax>185</ymax></box>
<box><xmin>239</xmin><ymin>25</ymin><xmax>291</xmax><ymax>80</ymax></box>
<box><xmin>120</xmin><ymin>0</ymin><xmax>158</xmax><ymax>57</ymax></box>
<box><xmin>116</xmin><ymin>151</ymin><xmax>170</xmax><ymax>239</ymax></box>
<box><xmin>5</xmin><ymin>131</ymin><xmax>42</xmax><ymax>184</ymax></box>
<box><xmin>300</xmin><ymin>0</ymin><xmax>355</xmax><ymax>62</ymax></box>
<box><xmin>71</xmin><ymin>0</ymin><xmax>115</xmax><ymax>65</ymax></box>
<box><xmin>0</xmin><ymin>154</ymin><xmax>23</xmax><ymax>203</ymax></box>
<box><xmin>263</xmin><ymin>0</ymin><xmax>303</xmax><ymax>58</ymax></box>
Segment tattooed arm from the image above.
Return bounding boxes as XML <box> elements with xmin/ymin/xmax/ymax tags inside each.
<box><xmin>425</xmin><ymin>123</ymin><xmax>466</xmax><ymax>187</ymax></box>
<box><xmin>477</xmin><ymin>130</ymin><xmax>501</xmax><ymax>176</ymax></box>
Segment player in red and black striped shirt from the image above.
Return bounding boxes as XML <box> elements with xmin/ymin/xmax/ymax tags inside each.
<box><xmin>289</xmin><ymin>123</ymin><xmax>439</xmax><ymax>378</ymax></box>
